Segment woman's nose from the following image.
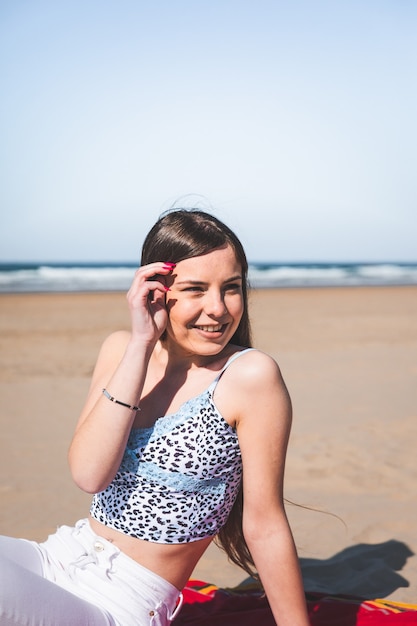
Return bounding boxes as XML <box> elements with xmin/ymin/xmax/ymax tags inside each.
<box><xmin>204</xmin><ymin>291</ymin><xmax>227</xmax><ymax>317</ymax></box>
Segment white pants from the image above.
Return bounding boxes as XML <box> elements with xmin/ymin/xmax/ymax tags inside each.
<box><xmin>0</xmin><ymin>519</ymin><xmax>183</xmax><ymax>626</ymax></box>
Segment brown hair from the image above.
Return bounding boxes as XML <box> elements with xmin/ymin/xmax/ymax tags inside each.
<box><xmin>141</xmin><ymin>208</ymin><xmax>257</xmax><ymax>577</ymax></box>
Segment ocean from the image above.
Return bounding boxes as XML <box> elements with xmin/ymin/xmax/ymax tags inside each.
<box><xmin>1</xmin><ymin>262</ymin><xmax>417</xmax><ymax>293</ymax></box>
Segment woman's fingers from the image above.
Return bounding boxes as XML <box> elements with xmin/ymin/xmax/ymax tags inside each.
<box><xmin>135</xmin><ymin>262</ymin><xmax>176</xmax><ymax>282</ymax></box>
<box><xmin>125</xmin><ymin>262</ymin><xmax>176</xmax><ymax>340</ymax></box>
<box><xmin>127</xmin><ymin>262</ymin><xmax>175</xmax><ymax>301</ymax></box>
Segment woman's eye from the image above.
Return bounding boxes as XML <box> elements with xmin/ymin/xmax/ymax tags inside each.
<box><xmin>225</xmin><ymin>283</ymin><xmax>241</xmax><ymax>292</ymax></box>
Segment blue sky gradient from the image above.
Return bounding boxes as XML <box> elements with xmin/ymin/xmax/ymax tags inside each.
<box><xmin>1</xmin><ymin>1</ymin><xmax>416</xmax><ymax>262</ymax></box>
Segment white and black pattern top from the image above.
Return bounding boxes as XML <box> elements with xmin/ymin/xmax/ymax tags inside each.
<box><xmin>90</xmin><ymin>349</ymin><xmax>254</xmax><ymax>544</ymax></box>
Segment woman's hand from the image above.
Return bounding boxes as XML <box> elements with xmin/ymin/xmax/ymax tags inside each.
<box><xmin>126</xmin><ymin>262</ymin><xmax>175</xmax><ymax>345</ymax></box>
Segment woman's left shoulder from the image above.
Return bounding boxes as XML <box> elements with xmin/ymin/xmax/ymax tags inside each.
<box><xmin>230</xmin><ymin>348</ymin><xmax>288</xmax><ymax>397</ymax></box>
<box><xmin>233</xmin><ymin>348</ymin><xmax>283</xmax><ymax>378</ymax></box>
<box><xmin>224</xmin><ymin>349</ymin><xmax>291</xmax><ymax>432</ymax></box>
<box><xmin>217</xmin><ymin>349</ymin><xmax>290</xmax><ymax>429</ymax></box>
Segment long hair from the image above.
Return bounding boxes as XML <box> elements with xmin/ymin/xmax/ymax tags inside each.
<box><xmin>141</xmin><ymin>208</ymin><xmax>257</xmax><ymax>577</ymax></box>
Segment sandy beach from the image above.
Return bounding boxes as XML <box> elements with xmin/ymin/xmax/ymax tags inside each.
<box><xmin>0</xmin><ymin>286</ymin><xmax>416</xmax><ymax>603</ymax></box>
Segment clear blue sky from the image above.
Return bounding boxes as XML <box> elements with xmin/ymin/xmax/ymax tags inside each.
<box><xmin>1</xmin><ymin>1</ymin><xmax>416</xmax><ymax>262</ymax></box>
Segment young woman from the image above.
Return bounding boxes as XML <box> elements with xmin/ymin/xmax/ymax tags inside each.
<box><xmin>0</xmin><ymin>209</ymin><xmax>309</xmax><ymax>626</ymax></box>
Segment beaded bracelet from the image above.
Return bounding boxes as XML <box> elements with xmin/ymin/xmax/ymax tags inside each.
<box><xmin>102</xmin><ymin>388</ymin><xmax>140</xmax><ymax>412</ymax></box>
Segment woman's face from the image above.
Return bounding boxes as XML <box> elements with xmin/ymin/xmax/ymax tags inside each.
<box><xmin>164</xmin><ymin>245</ymin><xmax>244</xmax><ymax>358</ymax></box>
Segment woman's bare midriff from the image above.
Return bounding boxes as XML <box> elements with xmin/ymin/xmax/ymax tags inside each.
<box><xmin>88</xmin><ymin>515</ymin><xmax>212</xmax><ymax>590</ymax></box>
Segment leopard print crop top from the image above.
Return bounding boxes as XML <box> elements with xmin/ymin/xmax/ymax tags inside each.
<box><xmin>90</xmin><ymin>349</ymin><xmax>253</xmax><ymax>544</ymax></box>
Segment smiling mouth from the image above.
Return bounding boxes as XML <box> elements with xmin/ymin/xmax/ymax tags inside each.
<box><xmin>194</xmin><ymin>324</ymin><xmax>225</xmax><ymax>333</ymax></box>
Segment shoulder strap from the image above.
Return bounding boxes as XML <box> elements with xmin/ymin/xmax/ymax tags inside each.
<box><xmin>208</xmin><ymin>348</ymin><xmax>255</xmax><ymax>392</ymax></box>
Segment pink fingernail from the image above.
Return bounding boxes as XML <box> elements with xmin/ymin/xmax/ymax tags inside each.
<box><xmin>163</xmin><ymin>262</ymin><xmax>176</xmax><ymax>268</ymax></box>
<box><xmin>164</xmin><ymin>286</ymin><xmax>171</xmax><ymax>292</ymax></box>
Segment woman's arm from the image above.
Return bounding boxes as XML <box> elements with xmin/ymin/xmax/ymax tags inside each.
<box><xmin>235</xmin><ymin>351</ymin><xmax>310</xmax><ymax>626</ymax></box>
<box><xmin>68</xmin><ymin>262</ymin><xmax>173</xmax><ymax>493</ymax></box>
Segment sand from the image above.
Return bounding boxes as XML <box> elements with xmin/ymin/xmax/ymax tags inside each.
<box><xmin>0</xmin><ymin>286</ymin><xmax>416</xmax><ymax>603</ymax></box>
